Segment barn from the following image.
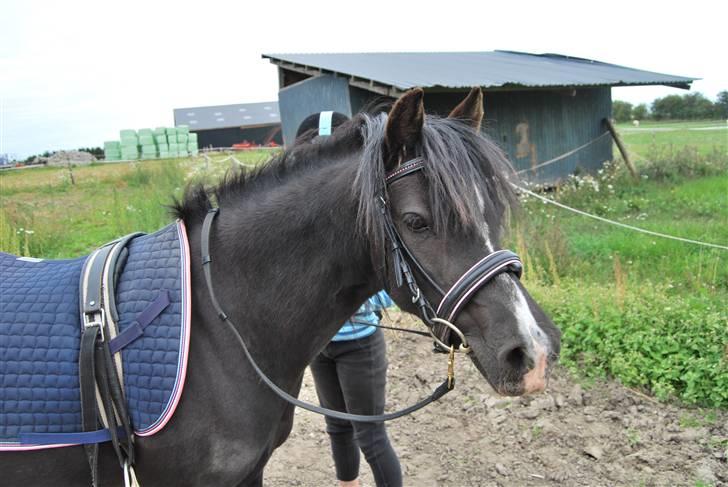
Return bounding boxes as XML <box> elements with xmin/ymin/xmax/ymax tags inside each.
<box><xmin>262</xmin><ymin>51</ymin><xmax>696</xmax><ymax>182</ymax></box>
<box><xmin>173</xmin><ymin>101</ymin><xmax>283</xmax><ymax>149</ymax></box>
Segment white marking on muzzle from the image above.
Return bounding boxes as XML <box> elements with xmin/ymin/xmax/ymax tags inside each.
<box><xmin>497</xmin><ymin>274</ymin><xmax>549</xmax><ymax>358</ymax></box>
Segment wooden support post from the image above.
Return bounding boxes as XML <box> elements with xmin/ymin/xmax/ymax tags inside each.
<box><xmin>604</xmin><ymin>118</ymin><xmax>638</xmax><ymax>181</ymax></box>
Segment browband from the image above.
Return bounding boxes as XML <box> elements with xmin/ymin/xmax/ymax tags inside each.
<box><xmin>385</xmin><ymin>158</ymin><xmax>425</xmax><ymax>184</ymax></box>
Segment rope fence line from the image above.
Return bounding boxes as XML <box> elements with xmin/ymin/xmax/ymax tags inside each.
<box><xmin>202</xmin><ymin>153</ymin><xmax>257</xmax><ymax>169</ymax></box>
<box><xmin>228</xmin><ymin>155</ymin><xmax>256</xmax><ymax>168</ymax></box>
<box><xmin>200</xmin><ymin>146</ymin><xmax>279</xmax><ymax>153</ymax></box>
<box><xmin>515</xmin><ymin>132</ymin><xmax>611</xmax><ymax>175</ymax></box>
<box><xmin>512</xmin><ymin>184</ymin><xmax>728</xmax><ymax>251</ymax></box>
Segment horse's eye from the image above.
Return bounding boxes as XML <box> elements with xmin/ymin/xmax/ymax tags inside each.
<box><xmin>403</xmin><ymin>213</ymin><xmax>430</xmax><ymax>233</ymax></box>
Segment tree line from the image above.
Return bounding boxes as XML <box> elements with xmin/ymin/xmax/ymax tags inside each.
<box><xmin>613</xmin><ymin>91</ymin><xmax>728</xmax><ymax>122</ymax></box>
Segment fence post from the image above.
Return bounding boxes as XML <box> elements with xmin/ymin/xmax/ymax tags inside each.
<box><xmin>604</xmin><ymin>118</ymin><xmax>639</xmax><ymax>181</ymax></box>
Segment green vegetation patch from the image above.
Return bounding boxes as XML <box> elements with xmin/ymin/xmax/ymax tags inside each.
<box><xmin>530</xmin><ymin>279</ymin><xmax>727</xmax><ymax>408</ymax></box>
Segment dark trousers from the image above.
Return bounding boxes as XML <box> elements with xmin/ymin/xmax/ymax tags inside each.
<box><xmin>310</xmin><ymin>329</ymin><xmax>402</xmax><ymax>487</ymax></box>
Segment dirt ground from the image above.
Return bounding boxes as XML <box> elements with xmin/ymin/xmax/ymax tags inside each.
<box><xmin>265</xmin><ymin>313</ymin><xmax>727</xmax><ymax>487</ymax></box>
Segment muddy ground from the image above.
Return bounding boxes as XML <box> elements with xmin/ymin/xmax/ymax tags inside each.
<box><xmin>265</xmin><ymin>313</ymin><xmax>727</xmax><ymax>486</ymax></box>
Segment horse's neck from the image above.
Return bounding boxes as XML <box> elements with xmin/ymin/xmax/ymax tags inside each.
<box><xmin>192</xmin><ymin>158</ymin><xmax>378</xmax><ymax>373</ymax></box>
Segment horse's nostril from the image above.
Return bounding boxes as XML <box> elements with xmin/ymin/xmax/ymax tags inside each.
<box><xmin>503</xmin><ymin>346</ymin><xmax>534</xmax><ymax>371</ymax></box>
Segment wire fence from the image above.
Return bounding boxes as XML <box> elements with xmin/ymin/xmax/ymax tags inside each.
<box><xmin>515</xmin><ymin>132</ymin><xmax>611</xmax><ymax>175</ymax></box>
<box><xmin>201</xmin><ymin>152</ymin><xmax>257</xmax><ymax>169</ymax></box>
<box><xmin>512</xmin><ymin>183</ymin><xmax>728</xmax><ymax>251</ymax></box>
<box><xmin>507</xmin><ymin>125</ymin><xmax>727</xmax><ymax>251</ymax></box>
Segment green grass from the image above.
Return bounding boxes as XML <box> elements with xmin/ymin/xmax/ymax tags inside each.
<box><xmin>529</xmin><ymin>279</ymin><xmax>727</xmax><ymax>407</ymax></box>
<box><xmin>616</xmin><ymin>119</ymin><xmax>727</xmax><ymax>157</ymax></box>
<box><xmin>515</xmin><ymin>174</ymin><xmax>727</xmax><ymax>291</ymax></box>
<box><xmin>617</xmin><ymin>120</ymin><xmax>727</xmax><ymax>129</ymax></box>
<box><xmin>0</xmin><ymin>151</ymin><xmax>272</xmax><ymax>257</ymax></box>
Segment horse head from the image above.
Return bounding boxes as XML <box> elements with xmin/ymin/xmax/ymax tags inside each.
<box><xmin>359</xmin><ymin>88</ymin><xmax>561</xmax><ymax>396</ymax></box>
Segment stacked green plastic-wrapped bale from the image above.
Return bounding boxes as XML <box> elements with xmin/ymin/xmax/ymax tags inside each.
<box><xmin>166</xmin><ymin>127</ymin><xmax>178</xmax><ymax>157</ymax></box>
<box><xmin>106</xmin><ymin>126</ymin><xmax>199</xmax><ymax>161</ymax></box>
<box><xmin>187</xmin><ymin>131</ymin><xmax>199</xmax><ymax>155</ymax></box>
<box><xmin>177</xmin><ymin>126</ymin><xmax>189</xmax><ymax>157</ymax></box>
<box><xmin>138</xmin><ymin>128</ymin><xmax>156</xmax><ymax>160</ymax></box>
<box><xmin>120</xmin><ymin>130</ymin><xmax>139</xmax><ymax>160</ymax></box>
<box><xmin>104</xmin><ymin>141</ymin><xmax>121</xmax><ymax>161</ymax></box>
<box><xmin>152</xmin><ymin>128</ymin><xmax>167</xmax><ymax>159</ymax></box>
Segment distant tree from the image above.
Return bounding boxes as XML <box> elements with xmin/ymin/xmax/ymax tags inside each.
<box><xmin>19</xmin><ymin>150</ymin><xmax>53</xmax><ymax>165</ymax></box>
<box><xmin>715</xmin><ymin>90</ymin><xmax>728</xmax><ymax>119</ymax></box>
<box><xmin>632</xmin><ymin>104</ymin><xmax>649</xmax><ymax>121</ymax></box>
<box><xmin>681</xmin><ymin>93</ymin><xmax>714</xmax><ymax>119</ymax></box>
<box><xmin>77</xmin><ymin>147</ymin><xmax>103</xmax><ymax>158</ymax></box>
<box><xmin>651</xmin><ymin>94</ymin><xmax>684</xmax><ymax>120</ymax></box>
<box><xmin>612</xmin><ymin>100</ymin><xmax>634</xmax><ymax>122</ymax></box>
<box><xmin>651</xmin><ymin>92</ymin><xmax>719</xmax><ymax>120</ymax></box>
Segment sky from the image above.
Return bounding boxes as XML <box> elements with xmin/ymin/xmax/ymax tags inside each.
<box><xmin>1</xmin><ymin>0</ymin><xmax>726</xmax><ymax>159</ymax></box>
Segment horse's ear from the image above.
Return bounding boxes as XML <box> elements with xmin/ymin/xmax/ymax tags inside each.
<box><xmin>448</xmin><ymin>87</ymin><xmax>484</xmax><ymax>131</ymax></box>
<box><xmin>384</xmin><ymin>88</ymin><xmax>425</xmax><ymax>171</ymax></box>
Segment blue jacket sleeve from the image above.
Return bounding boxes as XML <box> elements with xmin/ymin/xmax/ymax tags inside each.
<box><xmin>370</xmin><ymin>290</ymin><xmax>394</xmax><ymax>311</ymax></box>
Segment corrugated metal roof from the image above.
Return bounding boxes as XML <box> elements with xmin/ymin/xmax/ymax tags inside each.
<box><xmin>263</xmin><ymin>51</ymin><xmax>696</xmax><ymax>91</ymax></box>
<box><xmin>173</xmin><ymin>101</ymin><xmax>280</xmax><ymax>131</ymax></box>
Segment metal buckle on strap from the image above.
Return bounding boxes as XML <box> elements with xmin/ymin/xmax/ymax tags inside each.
<box><xmin>83</xmin><ymin>309</ymin><xmax>105</xmax><ymax>342</ymax></box>
<box><xmin>447</xmin><ymin>345</ymin><xmax>456</xmax><ymax>389</ymax></box>
<box><xmin>429</xmin><ymin>317</ymin><xmax>471</xmax><ymax>354</ymax></box>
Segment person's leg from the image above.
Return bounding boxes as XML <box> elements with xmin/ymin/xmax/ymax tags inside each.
<box><xmin>310</xmin><ymin>347</ymin><xmax>361</xmax><ymax>484</ymax></box>
<box><xmin>337</xmin><ymin>330</ymin><xmax>402</xmax><ymax>487</ymax></box>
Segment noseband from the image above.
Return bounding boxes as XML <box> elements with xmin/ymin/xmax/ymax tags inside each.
<box><xmin>381</xmin><ymin>158</ymin><xmax>523</xmax><ymax>353</ymax></box>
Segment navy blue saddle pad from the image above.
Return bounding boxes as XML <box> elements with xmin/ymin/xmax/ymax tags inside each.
<box><xmin>0</xmin><ymin>221</ymin><xmax>191</xmax><ymax>450</ymax></box>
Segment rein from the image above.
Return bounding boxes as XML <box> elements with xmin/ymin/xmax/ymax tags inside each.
<box><xmin>199</xmin><ymin>158</ymin><xmax>523</xmax><ymax>422</ymax></box>
<box><xmin>201</xmin><ymin>208</ymin><xmax>452</xmax><ymax>423</ymax></box>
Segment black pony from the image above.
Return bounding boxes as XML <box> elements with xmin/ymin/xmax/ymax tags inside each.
<box><xmin>1</xmin><ymin>88</ymin><xmax>560</xmax><ymax>485</ymax></box>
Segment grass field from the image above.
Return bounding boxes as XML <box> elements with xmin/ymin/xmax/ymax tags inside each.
<box><xmin>0</xmin><ymin>151</ymin><xmax>271</xmax><ymax>257</ymax></box>
<box><xmin>1</xmin><ymin>130</ymin><xmax>726</xmax><ymax>407</ymax></box>
<box><xmin>515</xmin><ymin>173</ymin><xmax>727</xmax><ymax>290</ymax></box>
<box><xmin>616</xmin><ymin>119</ymin><xmax>727</xmax><ymax>157</ymax></box>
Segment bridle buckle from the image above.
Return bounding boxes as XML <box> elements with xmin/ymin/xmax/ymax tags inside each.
<box><xmin>83</xmin><ymin>309</ymin><xmax>105</xmax><ymax>342</ymax></box>
<box><xmin>447</xmin><ymin>345</ymin><xmax>455</xmax><ymax>390</ymax></box>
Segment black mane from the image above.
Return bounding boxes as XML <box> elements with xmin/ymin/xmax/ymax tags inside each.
<box><xmin>172</xmin><ymin>113</ymin><xmax>517</xmax><ymax>245</ymax></box>
<box><xmin>355</xmin><ymin>113</ymin><xmax>517</xmax><ymax>251</ymax></box>
<box><xmin>171</xmin><ymin>116</ymin><xmax>366</xmax><ymax>221</ymax></box>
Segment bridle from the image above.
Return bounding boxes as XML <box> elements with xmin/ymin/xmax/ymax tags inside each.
<box><xmin>199</xmin><ymin>158</ymin><xmax>523</xmax><ymax>422</ymax></box>
<box><xmin>379</xmin><ymin>158</ymin><xmax>523</xmax><ymax>353</ymax></box>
